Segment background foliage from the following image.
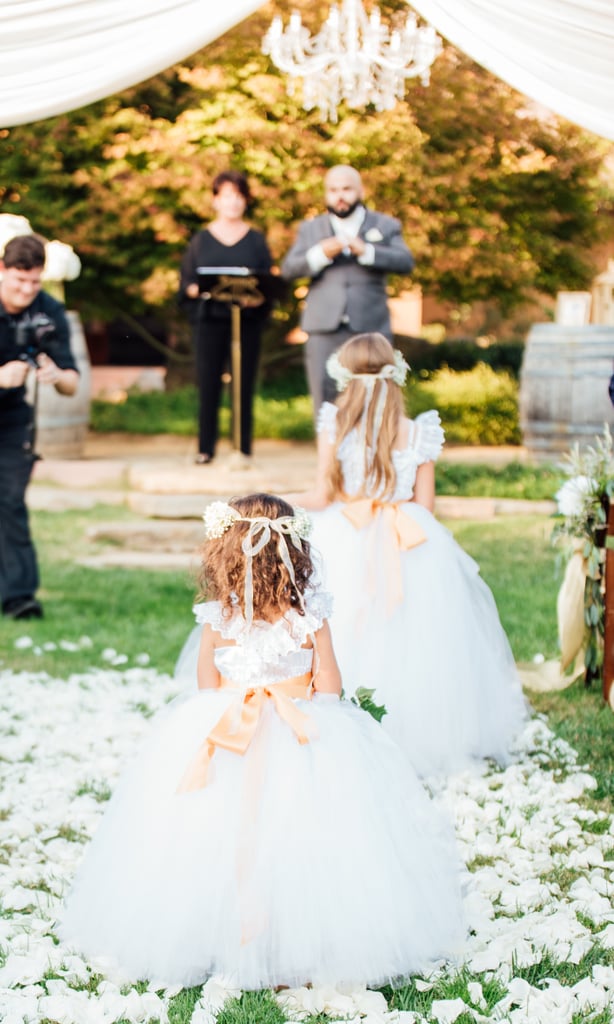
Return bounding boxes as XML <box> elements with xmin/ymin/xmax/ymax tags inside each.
<box><xmin>1</xmin><ymin>0</ymin><xmax>612</xmax><ymax>335</ymax></box>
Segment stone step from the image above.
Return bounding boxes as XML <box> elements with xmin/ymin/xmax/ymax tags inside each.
<box><xmin>78</xmin><ymin>551</ymin><xmax>197</xmax><ymax>571</ymax></box>
<box><xmin>127</xmin><ymin>455</ymin><xmax>317</xmax><ymax>496</ymax></box>
<box><xmin>126</xmin><ymin>493</ymin><xmax>557</xmax><ymax>522</ymax></box>
<box><xmin>86</xmin><ymin>520</ymin><xmax>205</xmax><ymax>550</ymax></box>
<box><xmin>28</xmin><ymin>485</ymin><xmax>126</xmax><ymax>512</ymax></box>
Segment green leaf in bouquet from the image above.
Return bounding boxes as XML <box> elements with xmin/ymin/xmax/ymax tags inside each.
<box><xmin>350</xmin><ymin>687</ymin><xmax>388</xmax><ymax>723</ymax></box>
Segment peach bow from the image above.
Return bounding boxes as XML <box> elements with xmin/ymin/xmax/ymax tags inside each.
<box><xmin>177</xmin><ymin>673</ymin><xmax>314</xmax><ymax>793</ymax></box>
<box><xmin>342</xmin><ymin>498</ymin><xmax>427</xmax><ymax>614</ymax></box>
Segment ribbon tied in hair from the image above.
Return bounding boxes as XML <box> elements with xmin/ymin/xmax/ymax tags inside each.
<box><xmin>240</xmin><ymin>515</ymin><xmax>306</xmax><ymax>628</ymax></box>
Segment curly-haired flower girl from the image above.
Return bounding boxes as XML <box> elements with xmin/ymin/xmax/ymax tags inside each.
<box><xmin>60</xmin><ymin>493</ymin><xmax>464</xmax><ymax>990</ymax></box>
<box><xmin>286</xmin><ymin>333</ymin><xmax>527</xmax><ymax>777</ymax></box>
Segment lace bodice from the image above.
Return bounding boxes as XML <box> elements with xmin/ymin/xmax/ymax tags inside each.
<box><xmin>193</xmin><ymin>590</ymin><xmax>332</xmax><ymax>688</ymax></box>
<box><xmin>318</xmin><ymin>403</ymin><xmax>444</xmax><ymax>501</ymax></box>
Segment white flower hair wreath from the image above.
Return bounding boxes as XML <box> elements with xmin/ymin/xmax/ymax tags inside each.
<box><xmin>202</xmin><ymin>501</ymin><xmax>312</xmax><ymax>542</ymax></box>
<box><xmin>326</xmin><ymin>348</ymin><xmax>409</xmax><ymax>393</ymax></box>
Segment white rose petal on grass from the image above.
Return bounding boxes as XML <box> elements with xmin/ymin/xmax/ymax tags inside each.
<box><xmin>430</xmin><ymin>998</ymin><xmax>469</xmax><ymax>1023</ymax></box>
<box><xmin>414</xmin><ymin>978</ymin><xmax>436</xmax><ymax>992</ymax></box>
<box><xmin>14</xmin><ymin>636</ymin><xmax>34</xmax><ymax>649</ymax></box>
<box><xmin>59</xmin><ymin>640</ymin><xmax>80</xmax><ymax>652</ymax></box>
<box><xmin>134</xmin><ymin>653</ymin><xmax>150</xmax><ymax>666</ymax></box>
<box><xmin>1</xmin><ymin>670</ymin><xmax>613</xmax><ymax>1023</ymax></box>
<box><xmin>191</xmin><ymin>975</ymin><xmax>242</xmax><ymax>1023</ymax></box>
<box><xmin>467</xmin><ymin>981</ymin><xmax>486</xmax><ymax>1008</ymax></box>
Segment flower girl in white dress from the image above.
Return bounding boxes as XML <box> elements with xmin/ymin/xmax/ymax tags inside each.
<box><xmin>286</xmin><ymin>333</ymin><xmax>526</xmax><ymax>778</ymax></box>
<box><xmin>60</xmin><ymin>493</ymin><xmax>464</xmax><ymax>990</ymax></box>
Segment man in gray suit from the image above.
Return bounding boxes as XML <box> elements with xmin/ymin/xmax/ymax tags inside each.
<box><xmin>282</xmin><ymin>165</ymin><xmax>415</xmax><ymax>414</ymax></box>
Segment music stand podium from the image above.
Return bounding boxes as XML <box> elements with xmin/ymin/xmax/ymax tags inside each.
<box><xmin>196</xmin><ymin>266</ymin><xmax>283</xmax><ymax>454</ymax></box>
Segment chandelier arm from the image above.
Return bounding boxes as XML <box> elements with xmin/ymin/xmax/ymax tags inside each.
<box><xmin>262</xmin><ymin>0</ymin><xmax>441</xmax><ymax>122</ymax></box>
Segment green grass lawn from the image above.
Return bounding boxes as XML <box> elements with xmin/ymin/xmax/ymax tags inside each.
<box><xmin>436</xmin><ymin>461</ymin><xmax>561</xmax><ymax>501</ymax></box>
<box><xmin>1</xmin><ymin>508</ymin><xmax>609</xmax><ymax>807</ymax></box>
<box><xmin>2</xmin><ymin>506</ymin><xmax>612</xmax><ymax>1024</ymax></box>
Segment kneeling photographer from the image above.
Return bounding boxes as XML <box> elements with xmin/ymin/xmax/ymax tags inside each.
<box><xmin>0</xmin><ymin>234</ymin><xmax>79</xmax><ymax>620</ymax></box>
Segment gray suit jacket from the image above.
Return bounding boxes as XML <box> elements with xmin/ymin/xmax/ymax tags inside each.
<box><xmin>281</xmin><ymin>208</ymin><xmax>414</xmax><ymax>334</ymax></box>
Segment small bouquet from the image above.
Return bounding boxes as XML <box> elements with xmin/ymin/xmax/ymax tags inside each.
<box><xmin>553</xmin><ymin>425</ymin><xmax>614</xmax><ymax>688</ymax></box>
<box><xmin>0</xmin><ymin>214</ymin><xmax>81</xmax><ymax>302</ymax></box>
<box><xmin>349</xmin><ymin>687</ymin><xmax>387</xmax><ymax>723</ymax></box>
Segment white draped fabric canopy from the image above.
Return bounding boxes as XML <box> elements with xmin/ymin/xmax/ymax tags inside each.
<box><xmin>1</xmin><ymin>0</ymin><xmax>613</xmax><ymax>139</ymax></box>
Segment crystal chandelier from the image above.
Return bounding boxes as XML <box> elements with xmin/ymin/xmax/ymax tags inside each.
<box><xmin>262</xmin><ymin>0</ymin><xmax>442</xmax><ymax>122</ymax></box>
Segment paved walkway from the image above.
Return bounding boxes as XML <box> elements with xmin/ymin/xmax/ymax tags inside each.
<box><xmin>30</xmin><ymin>431</ymin><xmax>548</xmax><ymax>514</ymax></box>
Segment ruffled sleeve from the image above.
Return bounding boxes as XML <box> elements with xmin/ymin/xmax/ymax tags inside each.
<box><xmin>193</xmin><ymin>601</ymin><xmax>230</xmax><ymax>633</ymax></box>
<box><xmin>193</xmin><ymin>591</ymin><xmax>333</xmax><ymax>645</ymax></box>
<box><xmin>304</xmin><ymin>588</ymin><xmax>333</xmax><ymax>629</ymax></box>
<box><xmin>412</xmin><ymin>410</ymin><xmax>445</xmax><ymax>463</ymax></box>
<box><xmin>317</xmin><ymin>402</ymin><xmax>338</xmax><ymax>443</ymax></box>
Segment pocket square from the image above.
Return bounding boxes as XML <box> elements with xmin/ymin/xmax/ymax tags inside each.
<box><xmin>365</xmin><ymin>227</ymin><xmax>384</xmax><ymax>242</ymax></box>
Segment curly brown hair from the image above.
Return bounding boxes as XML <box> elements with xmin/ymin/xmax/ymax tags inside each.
<box><xmin>198</xmin><ymin>494</ymin><xmax>315</xmax><ymax>622</ymax></box>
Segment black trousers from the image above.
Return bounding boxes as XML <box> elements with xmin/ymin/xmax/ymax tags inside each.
<box><xmin>195</xmin><ymin>316</ymin><xmax>262</xmax><ymax>457</ymax></box>
<box><xmin>0</xmin><ymin>428</ymin><xmax>39</xmax><ymax>610</ymax></box>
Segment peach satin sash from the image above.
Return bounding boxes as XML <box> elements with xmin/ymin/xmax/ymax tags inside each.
<box><xmin>342</xmin><ymin>497</ymin><xmax>427</xmax><ymax>614</ymax></box>
<box><xmin>177</xmin><ymin>672</ymin><xmax>314</xmax><ymax>793</ymax></box>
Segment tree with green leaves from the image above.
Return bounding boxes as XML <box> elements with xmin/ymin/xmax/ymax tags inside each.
<box><xmin>1</xmin><ymin>0</ymin><xmax>611</xmax><ymax>330</ymax></box>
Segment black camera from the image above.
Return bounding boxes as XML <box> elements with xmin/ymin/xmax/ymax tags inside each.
<box><xmin>15</xmin><ymin>313</ymin><xmax>57</xmax><ymax>367</ymax></box>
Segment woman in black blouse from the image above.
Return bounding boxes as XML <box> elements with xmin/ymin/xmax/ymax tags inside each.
<box><xmin>180</xmin><ymin>170</ymin><xmax>272</xmax><ymax>464</ymax></box>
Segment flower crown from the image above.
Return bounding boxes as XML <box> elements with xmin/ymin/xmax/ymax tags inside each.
<box><xmin>326</xmin><ymin>348</ymin><xmax>409</xmax><ymax>393</ymax></box>
<box><xmin>202</xmin><ymin>501</ymin><xmax>312</xmax><ymax>541</ymax></box>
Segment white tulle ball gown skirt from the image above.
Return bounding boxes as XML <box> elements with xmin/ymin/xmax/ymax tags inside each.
<box><xmin>59</xmin><ymin>687</ymin><xmax>465</xmax><ymax>990</ymax></box>
<box><xmin>310</xmin><ymin>500</ymin><xmax>527</xmax><ymax>777</ymax></box>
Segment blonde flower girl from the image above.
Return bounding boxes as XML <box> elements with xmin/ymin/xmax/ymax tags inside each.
<box><xmin>60</xmin><ymin>493</ymin><xmax>464</xmax><ymax>990</ymax></box>
<box><xmin>286</xmin><ymin>333</ymin><xmax>526</xmax><ymax>777</ymax></box>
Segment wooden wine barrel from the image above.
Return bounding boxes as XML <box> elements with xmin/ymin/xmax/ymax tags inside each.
<box><xmin>34</xmin><ymin>311</ymin><xmax>92</xmax><ymax>458</ymax></box>
<box><xmin>519</xmin><ymin>324</ymin><xmax>614</xmax><ymax>461</ymax></box>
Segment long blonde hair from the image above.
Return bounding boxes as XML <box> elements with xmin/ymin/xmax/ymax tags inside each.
<box><xmin>326</xmin><ymin>333</ymin><xmax>404</xmax><ymax>501</ymax></box>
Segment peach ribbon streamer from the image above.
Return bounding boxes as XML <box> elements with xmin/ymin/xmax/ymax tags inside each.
<box><xmin>342</xmin><ymin>498</ymin><xmax>427</xmax><ymax>615</ymax></box>
<box><xmin>177</xmin><ymin>672</ymin><xmax>314</xmax><ymax>793</ymax></box>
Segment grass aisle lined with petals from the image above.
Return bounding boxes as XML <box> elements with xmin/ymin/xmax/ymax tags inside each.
<box><xmin>0</xmin><ymin>510</ymin><xmax>612</xmax><ymax>1023</ymax></box>
<box><xmin>1</xmin><ymin>667</ymin><xmax>612</xmax><ymax>1024</ymax></box>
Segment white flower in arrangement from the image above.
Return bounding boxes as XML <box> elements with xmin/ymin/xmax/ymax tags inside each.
<box><xmin>43</xmin><ymin>239</ymin><xmax>82</xmax><ymax>282</ymax></box>
<box><xmin>202</xmin><ymin>501</ymin><xmax>241</xmax><ymax>539</ymax></box>
<box><xmin>555</xmin><ymin>475</ymin><xmax>597</xmax><ymax>518</ymax></box>
<box><xmin>326</xmin><ymin>351</ymin><xmax>354</xmax><ymax>392</ymax></box>
<box><xmin>290</xmin><ymin>505</ymin><xmax>312</xmax><ymax>539</ymax></box>
<box><xmin>0</xmin><ymin>215</ymin><xmax>81</xmax><ymax>290</ymax></box>
<box><xmin>389</xmin><ymin>348</ymin><xmax>410</xmax><ymax>386</ymax></box>
<box><xmin>0</xmin><ymin>213</ymin><xmax>32</xmax><ymax>255</ymax></box>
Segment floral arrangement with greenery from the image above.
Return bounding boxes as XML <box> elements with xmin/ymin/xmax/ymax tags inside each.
<box><xmin>0</xmin><ymin>214</ymin><xmax>80</xmax><ymax>302</ymax></box>
<box><xmin>553</xmin><ymin>425</ymin><xmax>614</xmax><ymax>687</ymax></box>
